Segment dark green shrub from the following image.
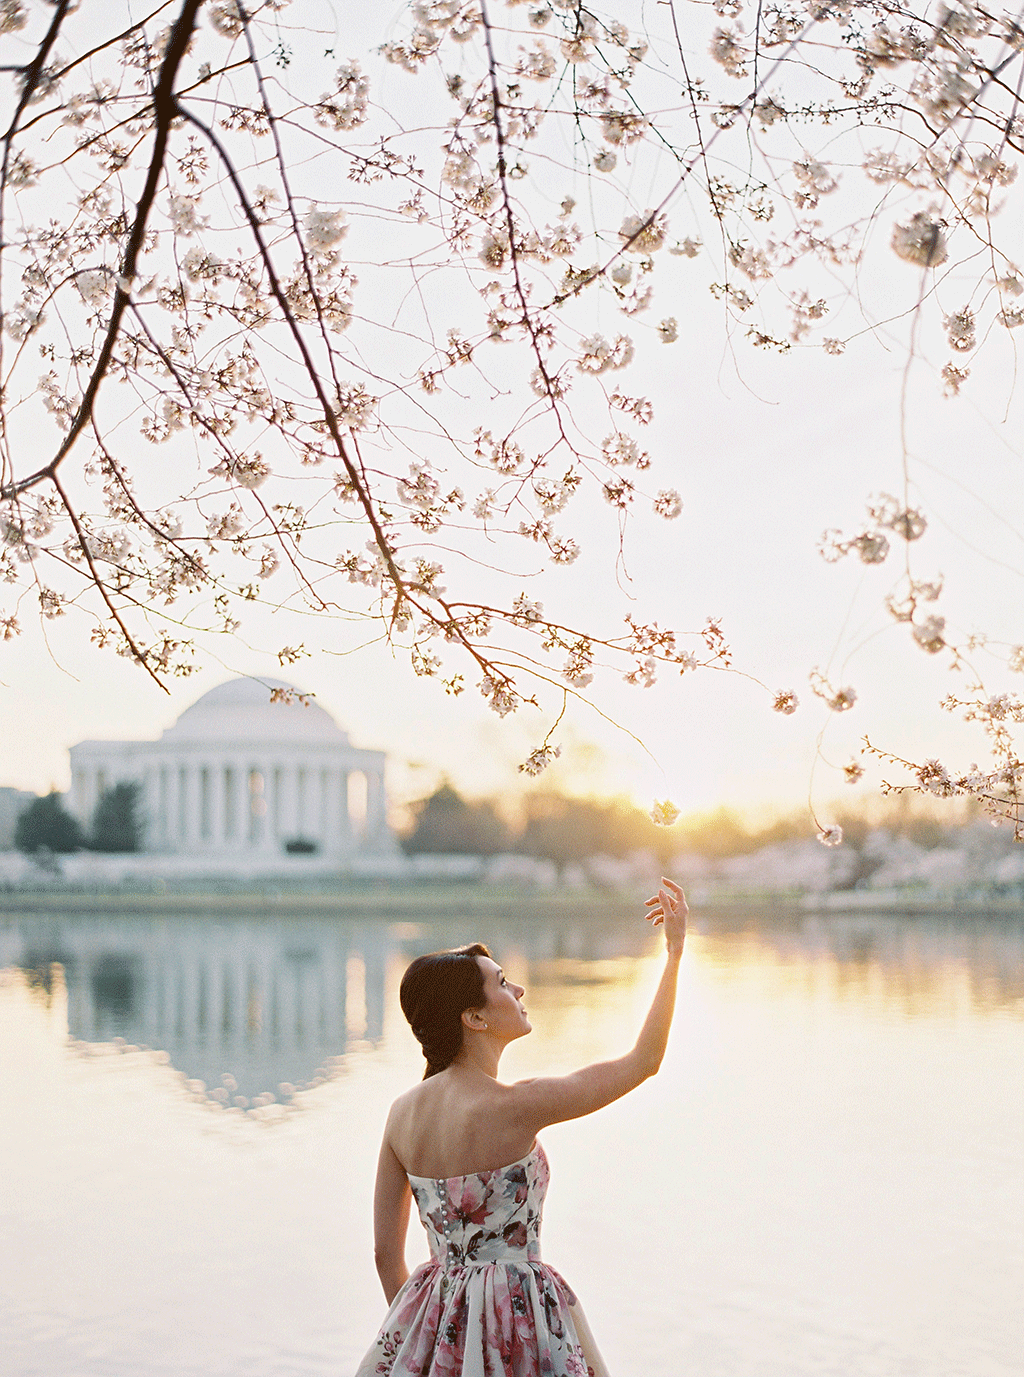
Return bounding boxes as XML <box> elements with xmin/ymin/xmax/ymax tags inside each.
<box><xmin>89</xmin><ymin>782</ymin><xmax>142</xmax><ymax>853</ymax></box>
<box><xmin>15</xmin><ymin>792</ymin><xmax>84</xmax><ymax>854</ymax></box>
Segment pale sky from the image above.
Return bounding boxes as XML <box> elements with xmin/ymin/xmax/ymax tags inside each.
<box><xmin>3</xmin><ymin>302</ymin><xmax>1021</xmax><ymax>825</ymax></box>
<box><xmin>1</xmin><ymin>2</ymin><xmax>1022</xmax><ymax>829</ymax></box>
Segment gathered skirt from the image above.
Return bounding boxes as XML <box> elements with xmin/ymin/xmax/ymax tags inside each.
<box><xmin>354</xmin><ymin>1257</ymin><xmax>610</xmax><ymax>1377</ymax></box>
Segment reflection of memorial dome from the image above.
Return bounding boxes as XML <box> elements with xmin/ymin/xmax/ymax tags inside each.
<box><xmin>68</xmin><ymin>676</ymin><xmax>393</xmax><ymax>859</ymax></box>
<box><xmin>3</xmin><ymin>912</ymin><xmax>388</xmax><ymax>1104</ymax></box>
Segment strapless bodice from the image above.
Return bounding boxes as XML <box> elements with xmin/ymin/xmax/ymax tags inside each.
<box><xmin>407</xmin><ymin>1142</ymin><xmax>548</xmax><ymax>1269</ymax></box>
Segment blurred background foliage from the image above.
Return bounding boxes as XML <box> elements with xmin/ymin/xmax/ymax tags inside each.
<box><xmin>401</xmin><ymin>782</ymin><xmax>978</xmax><ymax>866</ymax></box>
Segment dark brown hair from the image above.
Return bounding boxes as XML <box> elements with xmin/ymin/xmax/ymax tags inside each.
<box><xmin>399</xmin><ymin>943</ymin><xmax>491</xmax><ymax>1078</ymax></box>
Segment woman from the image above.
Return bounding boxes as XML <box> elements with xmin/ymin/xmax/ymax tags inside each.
<box><xmin>354</xmin><ymin>879</ymin><xmax>687</xmax><ymax>1376</ymax></box>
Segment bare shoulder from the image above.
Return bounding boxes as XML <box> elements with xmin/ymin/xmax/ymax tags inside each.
<box><xmin>505</xmin><ymin>1074</ymin><xmax>541</xmax><ymax>1097</ymax></box>
<box><xmin>381</xmin><ymin>1075</ymin><xmax>453</xmax><ymax>1165</ymax></box>
<box><xmin>384</xmin><ymin>1078</ymin><xmax>434</xmax><ymax>1135</ymax></box>
<box><xmin>390</xmin><ymin>1079</ymin><xmax>430</xmax><ymax>1112</ymax></box>
<box><xmin>499</xmin><ymin>1071</ymin><xmax>563</xmax><ymax>1124</ymax></box>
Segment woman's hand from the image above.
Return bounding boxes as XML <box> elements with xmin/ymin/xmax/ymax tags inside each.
<box><xmin>511</xmin><ymin>877</ymin><xmax>689</xmax><ymax>1129</ymax></box>
<box><xmin>644</xmin><ymin>878</ymin><xmax>687</xmax><ymax>955</ymax></box>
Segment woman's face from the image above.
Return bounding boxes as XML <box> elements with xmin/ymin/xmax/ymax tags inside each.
<box><xmin>474</xmin><ymin>956</ymin><xmax>531</xmax><ymax>1042</ymax></box>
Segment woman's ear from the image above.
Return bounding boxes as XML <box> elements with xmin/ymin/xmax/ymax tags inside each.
<box><xmin>461</xmin><ymin>1006</ymin><xmax>488</xmax><ymax>1031</ymax></box>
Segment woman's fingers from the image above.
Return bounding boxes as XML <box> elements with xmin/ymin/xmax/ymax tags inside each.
<box><xmin>647</xmin><ymin>881</ymin><xmax>686</xmax><ymax>929</ymax></box>
<box><xmin>648</xmin><ymin>880</ymin><xmax>684</xmax><ymax>903</ymax></box>
<box><xmin>645</xmin><ymin>880</ymin><xmax>685</xmax><ymax>936</ymax></box>
<box><xmin>648</xmin><ymin>888</ymin><xmax>675</xmax><ymax>916</ymax></box>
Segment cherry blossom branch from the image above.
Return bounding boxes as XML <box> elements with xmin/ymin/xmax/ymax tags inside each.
<box><xmin>0</xmin><ymin>0</ymin><xmax>205</xmax><ymax>501</ymax></box>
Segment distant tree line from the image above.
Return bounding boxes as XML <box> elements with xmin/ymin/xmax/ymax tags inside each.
<box><xmin>402</xmin><ymin>784</ymin><xmax>980</xmax><ymax>874</ymax></box>
<box><xmin>13</xmin><ymin>777</ymin><xmax>973</xmax><ymax>864</ymax></box>
<box><xmin>15</xmin><ymin>783</ymin><xmax>142</xmax><ymax>855</ymax></box>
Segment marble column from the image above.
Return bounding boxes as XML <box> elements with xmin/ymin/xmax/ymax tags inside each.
<box><xmin>366</xmin><ymin>770</ymin><xmax>387</xmax><ymax>848</ymax></box>
<box><xmin>280</xmin><ymin>764</ymin><xmax>299</xmax><ymax>842</ymax></box>
<box><xmin>179</xmin><ymin>764</ymin><xmax>192</xmax><ymax>851</ymax></box>
<box><xmin>259</xmin><ymin>764</ymin><xmax>276</xmax><ymax>853</ymax></box>
<box><xmin>166</xmin><ymin>763</ymin><xmax>182</xmax><ymax>852</ymax></box>
<box><xmin>310</xmin><ymin>768</ymin><xmax>325</xmax><ymax>846</ymax></box>
<box><xmin>336</xmin><ymin>770</ymin><xmax>352</xmax><ymax>853</ymax></box>
<box><xmin>321</xmin><ymin>768</ymin><xmax>337</xmax><ymax>853</ymax></box>
<box><xmin>234</xmin><ymin>766</ymin><xmax>250</xmax><ymax>850</ymax></box>
<box><xmin>211</xmin><ymin>760</ymin><xmax>226</xmax><ymax>848</ymax></box>
<box><xmin>246</xmin><ymin>771</ymin><xmax>257</xmax><ymax>848</ymax></box>
<box><xmin>156</xmin><ymin>766</ymin><xmax>169</xmax><ymax>850</ymax></box>
<box><xmin>198</xmin><ymin>765</ymin><xmax>211</xmax><ymax>844</ymax></box>
<box><xmin>222</xmin><ymin>766</ymin><xmax>236</xmax><ymax>845</ymax></box>
<box><xmin>183</xmin><ymin>763</ymin><xmax>202</xmax><ymax>852</ymax></box>
<box><xmin>295</xmin><ymin>767</ymin><xmax>307</xmax><ymax>839</ymax></box>
<box><xmin>270</xmin><ymin>765</ymin><xmax>283</xmax><ymax>846</ymax></box>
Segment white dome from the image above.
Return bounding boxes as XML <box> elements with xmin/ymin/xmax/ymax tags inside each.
<box><xmin>161</xmin><ymin>677</ymin><xmax>349</xmax><ymax>746</ymax></box>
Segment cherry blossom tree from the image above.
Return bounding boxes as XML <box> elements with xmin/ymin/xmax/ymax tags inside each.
<box><xmin>0</xmin><ymin>0</ymin><xmax>1022</xmax><ymax>831</ymax></box>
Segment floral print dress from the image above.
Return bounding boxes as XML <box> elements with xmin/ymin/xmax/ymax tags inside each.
<box><xmin>354</xmin><ymin>1142</ymin><xmax>609</xmax><ymax>1377</ymax></box>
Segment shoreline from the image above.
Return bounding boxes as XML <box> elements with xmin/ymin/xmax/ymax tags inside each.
<box><xmin>1</xmin><ymin>883</ymin><xmax>1023</xmax><ymax>918</ymax></box>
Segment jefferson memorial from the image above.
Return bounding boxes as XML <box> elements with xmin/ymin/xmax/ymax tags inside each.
<box><xmin>68</xmin><ymin>678</ymin><xmax>394</xmax><ymax>859</ymax></box>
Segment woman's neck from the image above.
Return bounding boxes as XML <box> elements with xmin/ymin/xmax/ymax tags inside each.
<box><xmin>450</xmin><ymin>1035</ymin><xmax>503</xmax><ymax>1080</ymax></box>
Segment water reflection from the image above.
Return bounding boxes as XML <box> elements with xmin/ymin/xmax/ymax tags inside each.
<box><xmin>1</xmin><ymin>905</ymin><xmax>1021</xmax><ymax>1108</ymax></box>
<box><xmin>1</xmin><ymin>901</ymin><xmax>1021</xmax><ymax>1377</ymax></box>
<box><xmin>698</xmin><ymin>908</ymin><xmax>1024</xmax><ymax>1016</ymax></box>
<box><xmin>0</xmin><ymin>913</ymin><xmax>389</xmax><ymax>1101</ymax></box>
<box><xmin>0</xmin><ymin>903</ymin><xmax>647</xmax><ymax>1104</ymax></box>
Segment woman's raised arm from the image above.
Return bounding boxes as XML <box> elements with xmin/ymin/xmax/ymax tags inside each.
<box><xmin>509</xmin><ymin>881</ymin><xmax>687</xmax><ymax>1131</ymax></box>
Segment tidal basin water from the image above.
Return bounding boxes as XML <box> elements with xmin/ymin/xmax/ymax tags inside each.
<box><xmin>1</xmin><ymin>899</ymin><xmax>1021</xmax><ymax>1377</ymax></box>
